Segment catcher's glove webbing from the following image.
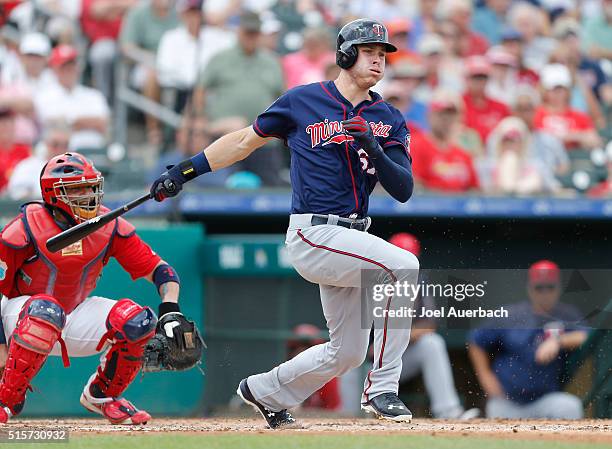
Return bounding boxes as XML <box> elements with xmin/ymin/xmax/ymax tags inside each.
<box><xmin>142</xmin><ymin>312</ymin><xmax>205</xmax><ymax>372</ymax></box>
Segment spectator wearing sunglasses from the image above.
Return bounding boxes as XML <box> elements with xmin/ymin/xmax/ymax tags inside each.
<box><xmin>468</xmin><ymin>260</ymin><xmax>588</xmax><ymax>419</ymax></box>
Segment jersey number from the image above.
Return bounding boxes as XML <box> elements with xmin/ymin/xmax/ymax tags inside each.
<box><xmin>358</xmin><ymin>149</ymin><xmax>376</xmax><ymax>175</ymax></box>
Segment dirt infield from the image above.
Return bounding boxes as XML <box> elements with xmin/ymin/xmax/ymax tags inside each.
<box><xmin>8</xmin><ymin>418</ymin><xmax>611</xmax><ymax>443</ymax></box>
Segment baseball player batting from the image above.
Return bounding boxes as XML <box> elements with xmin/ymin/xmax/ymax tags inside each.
<box><xmin>150</xmin><ymin>18</ymin><xmax>419</xmax><ymax>428</ymax></box>
<box><xmin>0</xmin><ymin>153</ymin><xmax>202</xmax><ymax>424</ymax></box>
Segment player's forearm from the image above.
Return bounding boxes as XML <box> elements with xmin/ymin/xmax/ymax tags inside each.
<box><xmin>468</xmin><ymin>344</ymin><xmax>504</xmax><ymax>397</ymax></box>
<box><xmin>204</xmin><ymin>126</ymin><xmax>264</xmax><ymax>170</ymax></box>
<box><xmin>559</xmin><ymin>330</ymin><xmax>588</xmax><ymax>351</ymax></box>
<box><xmin>371</xmin><ymin>146</ymin><xmax>414</xmax><ymax>203</ymax></box>
<box><xmin>159</xmin><ymin>281</ymin><xmax>179</xmax><ymax>303</ymax></box>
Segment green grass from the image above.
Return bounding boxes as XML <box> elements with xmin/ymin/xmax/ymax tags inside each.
<box><xmin>7</xmin><ymin>434</ymin><xmax>611</xmax><ymax>449</ymax></box>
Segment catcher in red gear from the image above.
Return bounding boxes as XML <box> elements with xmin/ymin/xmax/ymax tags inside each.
<box><xmin>0</xmin><ymin>152</ymin><xmax>185</xmax><ymax>425</ymax></box>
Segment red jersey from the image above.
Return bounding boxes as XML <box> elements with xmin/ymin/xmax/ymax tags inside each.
<box><xmin>464</xmin><ymin>32</ymin><xmax>489</xmax><ymax>57</ymax></box>
<box><xmin>533</xmin><ymin>106</ymin><xmax>595</xmax><ymax>149</ymax></box>
<box><xmin>0</xmin><ymin>203</ymin><xmax>161</xmax><ymax>313</ymax></box>
<box><xmin>462</xmin><ymin>93</ymin><xmax>510</xmax><ymax>141</ymax></box>
<box><xmin>80</xmin><ymin>0</ymin><xmax>123</xmax><ymax>42</ymax></box>
<box><xmin>0</xmin><ymin>144</ymin><xmax>30</xmax><ymax>193</ymax></box>
<box><xmin>412</xmin><ymin>131</ymin><xmax>479</xmax><ymax>192</ymax></box>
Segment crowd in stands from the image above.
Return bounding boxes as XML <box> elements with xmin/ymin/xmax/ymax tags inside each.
<box><xmin>0</xmin><ymin>0</ymin><xmax>610</xmax><ymax>199</ymax></box>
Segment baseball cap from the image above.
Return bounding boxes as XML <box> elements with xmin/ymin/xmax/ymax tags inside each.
<box><xmin>486</xmin><ymin>46</ymin><xmax>516</xmax><ymax>67</ymax></box>
<box><xmin>389</xmin><ymin>233</ymin><xmax>421</xmax><ymax>257</ymax></box>
<box><xmin>49</xmin><ymin>45</ymin><xmax>78</xmax><ymax>67</ymax></box>
<box><xmin>19</xmin><ymin>33</ymin><xmax>51</xmax><ymax>57</ymax></box>
<box><xmin>465</xmin><ymin>55</ymin><xmax>491</xmax><ymax>76</ymax></box>
<box><xmin>417</xmin><ymin>34</ymin><xmax>445</xmax><ymax>55</ymax></box>
<box><xmin>540</xmin><ymin>64</ymin><xmax>572</xmax><ymax>90</ymax></box>
<box><xmin>386</xmin><ymin>18</ymin><xmax>411</xmax><ymax>36</ymax></box>
<box><xmin>528</xmin><ymin>260</ymin><xmax>561</xmax><ymax>284</ymax></box>
<box><xmin>240</xmin><ymin>11</ymin><xmax>262</xmax><ymax>32</ymax></box>
<box><xmin>176</xmin><ymin>0</ymin><xmax>202</xmax><ymax>12</ymax></box>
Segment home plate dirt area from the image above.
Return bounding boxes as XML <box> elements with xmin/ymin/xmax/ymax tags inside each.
<box><xmin>5</xmin><ymin>418</ymin><xmax>611</xmax><ymax>443</ymax></box>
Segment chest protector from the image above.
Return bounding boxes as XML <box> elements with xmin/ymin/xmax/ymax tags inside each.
<box><xmin>15</xmin><ymin>204</ymin><xmax>118</xmax><ymax>314</ymax></box>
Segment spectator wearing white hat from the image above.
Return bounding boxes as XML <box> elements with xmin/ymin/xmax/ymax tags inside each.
<box><xmin>2</xmin><ymin>33</ymin><xmax>55</xmax><ymax>91</ymax></box>
<box><xmin>534</xmin><ymin>64</ymin><xmax>602</xmax><ymax>150</ymax></box>
<box><xmin>35</xmin><ymin>45</ymin><xmax>110</xmax><ymax>151</ymax></box>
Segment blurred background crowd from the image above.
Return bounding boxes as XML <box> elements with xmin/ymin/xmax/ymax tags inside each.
<box><xmin>0</xmin><ymin>0</ymin><xmax>611</xmax><ymax>199</ymax></box>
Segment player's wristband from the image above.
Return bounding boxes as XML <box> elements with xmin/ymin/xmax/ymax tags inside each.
<box><xmin>177</xmin><ymin>152</ymin><xmax>212</xmax><ymax>181</ymax></box>
<box><xmin>153</xmin><ymin>263</ymin><xmax>181</xmax><ymax>290</ymax></box>
<box><xmin>158</xmin><ymin>301</ymin><xmax>181</xmax><ymax>318</ymax></box>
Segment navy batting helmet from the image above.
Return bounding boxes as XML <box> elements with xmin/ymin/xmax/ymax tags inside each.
<box><xmin>336</xmin><ymin>19</ymin><xmax>397</xmax><ymax>70</ymax></box>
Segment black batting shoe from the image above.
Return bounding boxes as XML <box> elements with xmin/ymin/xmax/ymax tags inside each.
<box><xmin>236</xmin><ymin>378</ymin><xmax>297</xmax><ymax>429</ymax></box>
<box><xmin>362</xmin><ymin>393</ymin><xmax>413</xmax><ymax>422</ymax></box>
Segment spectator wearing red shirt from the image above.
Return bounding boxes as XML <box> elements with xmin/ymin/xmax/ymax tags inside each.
<box><xmin>438</xmin><ymin>0</ymin><xmax>489</xmax><ymax>57</ymax></box>
<box><xmin>534</xmin><ymin>64</ymin><xmax>602</xmax><ymax>151</ymax></box>
<box><xmin>282</xmin><ymin>27</ymin><xmax>335</xmax><ymax>89</ymax></box>
<box><xmin>81</xmin><ymin>0</ymin><xmax>137</xmax><ymax>101</ymax></box>
<box><xmin>412</xmin><ymin>89</ymin><xmax>480</xmax><ymax>192</ymax></box>
<box><xmin>287</xmin><ymin>324</ymin><xmax>341</xmax><ymax>411</ymax></box>
<box><xmin>0</xmin><ymin>107</ymin><xmax>30</xmax><ymax>195</ymax></box>
<box><xmin>462</xmin><ymin>56</ymin><xmax>510</xmax><ymax>142</ymax></box>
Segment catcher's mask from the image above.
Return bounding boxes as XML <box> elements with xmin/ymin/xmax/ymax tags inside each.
<box><xmin>40</xmin><ymin>152</ymin><xmax>104</xmax><ymax>224</ymax></box>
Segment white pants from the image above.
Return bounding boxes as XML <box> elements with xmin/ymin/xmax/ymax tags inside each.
<box><xmin>1</xmin><ymin>295</ymin><xmax>115</xmax><ymax>357</ymax></box>
<box><xmin>400</xmin><ymin>332</ymin><xmax>463</xmax><ymax>418</ymax></box>
<box><xmin>247</xmin><ymin>214</ymin><xmax>419</xmax><ymax>411</ymax></box>
<box><xmin>486</xmin><ymin>393</ymin><xmax>584</xmax><ymax>419</ymax></box>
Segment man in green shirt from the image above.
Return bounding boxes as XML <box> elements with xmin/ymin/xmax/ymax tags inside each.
<box><xmin>582</xmin><ymin>0</ymin><xmax>612</xmax><ymax>61</ymax></box>
<box><xmin>119</xmin><ymin>0</ymin><xmax>180</xmax><ymax>145</ymax></box>
<box><xmin>194</xmin><ymin>11</ymin><xmax>285</xmax><ymax>185</ymax></box>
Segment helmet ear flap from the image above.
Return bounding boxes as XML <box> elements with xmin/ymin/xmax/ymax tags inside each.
<box><xmin>336</xmin><ymin>45</ymin><xmax>358</xmax><ymax>70</ymax></box>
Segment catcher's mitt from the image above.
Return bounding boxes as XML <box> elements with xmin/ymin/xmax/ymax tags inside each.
<box><xmin>142</xmin><ymin>312</ymin><xmax>205</xmax><ymax>372</ymax></box>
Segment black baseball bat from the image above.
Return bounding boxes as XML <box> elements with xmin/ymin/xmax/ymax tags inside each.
<box><xmin>46</xmin><ymin>192</ymin><xmax>153</xmax><ymax>253</ymax></box>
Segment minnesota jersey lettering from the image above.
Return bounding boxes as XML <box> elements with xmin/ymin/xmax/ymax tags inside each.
<box><xmin>253</xmin><ymin>80</ymin><xmax>410</xmax><ymax>217</ymax></box>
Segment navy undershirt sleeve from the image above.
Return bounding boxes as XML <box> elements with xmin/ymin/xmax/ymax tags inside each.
<box><xmin>371</xmin><ymin>145</ymin><xmax>413</xmax><ymax>203</ymax></box>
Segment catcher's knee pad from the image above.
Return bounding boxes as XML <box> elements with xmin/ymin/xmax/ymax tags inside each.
<box><xmin>0</xmin><ymin>295</ymin><xmax>67</xmax><ymax>416</ymax></box>
<box><xmin>90</xmin><ymin>299</ymin><xmax>157</xmax><ymax>398</ymax></box>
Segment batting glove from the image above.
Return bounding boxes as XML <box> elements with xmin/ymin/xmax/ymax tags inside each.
<box><xmin>150</xmin><ymin>165</ymin><xmax>184</xmax><ymax>202</ymax></box>
<box><xmin>341</xmin><ymin>116</ymin><xmax>382</xmax><ymax>158</ymax></box>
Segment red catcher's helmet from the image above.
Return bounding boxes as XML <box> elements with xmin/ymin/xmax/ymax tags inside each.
<box><xmin>389</xmin><ymin>232</ymin><xmax>421</xmax><ymax>257</ymax></box>
<box><xmin>40</xmin><ymin>152</ymin><xmax>104</xmax><ymax>223</ymax></box>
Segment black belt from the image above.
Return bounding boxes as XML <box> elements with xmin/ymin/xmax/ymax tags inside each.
<box><xmin>310</xmin><ymin>214</ymin><xmax>369</xmax><ymax>231</ymax></box>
